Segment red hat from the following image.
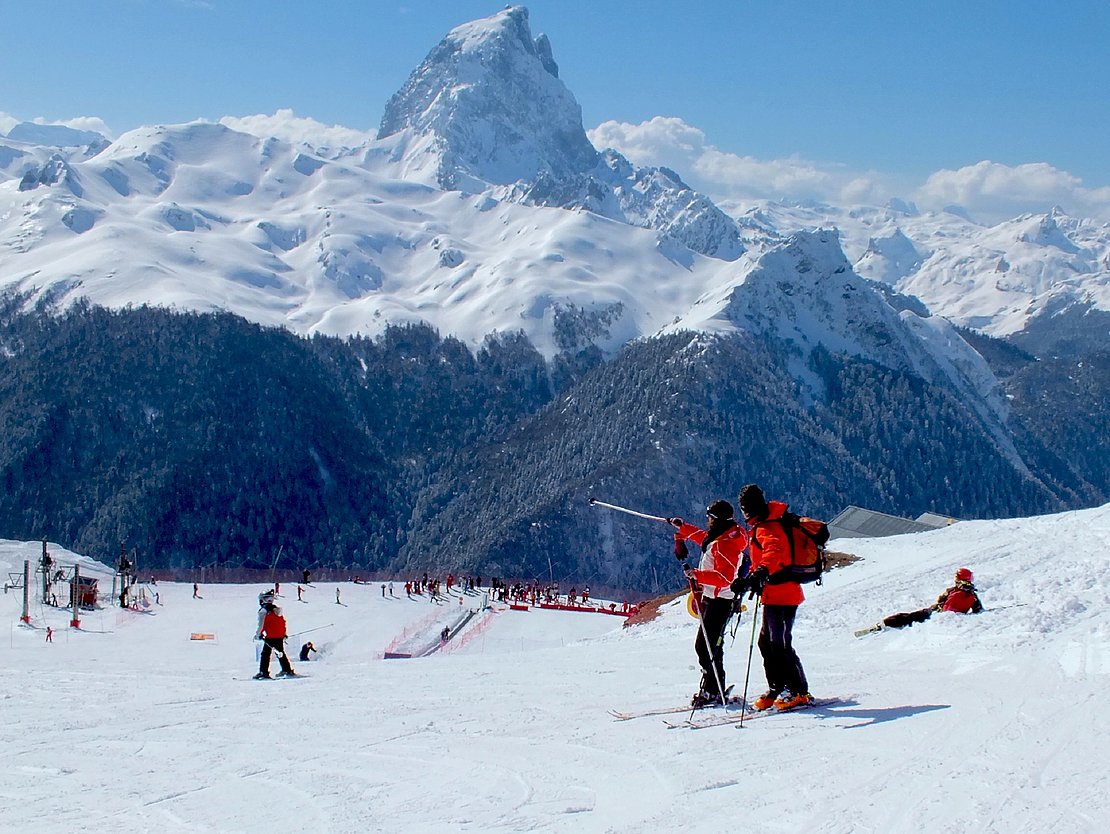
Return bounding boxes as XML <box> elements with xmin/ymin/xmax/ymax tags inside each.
<box><xmin>955</xmin><ymin>567</ymin><xmax>973</xmax><ymax>582</ymax></box>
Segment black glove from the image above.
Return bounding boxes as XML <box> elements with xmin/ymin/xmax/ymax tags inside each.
<box><xmin>729</xmin><ymin>575</ymin><xmax>747</xmax><ymax>596</ymax></box>
<box><xmin>745</xmin><ymin>566</ymin><xmax>769</xmax><ymax>600</ymax></box>
<box><xmin>673</xmin><ymin>536</ymin><xmax>688</xmax><ymax>561</ymax></box>
<box><xmin>666</xmin><ymin>517</ymin><xmax>684</xmax><ymax>528</ymax></box>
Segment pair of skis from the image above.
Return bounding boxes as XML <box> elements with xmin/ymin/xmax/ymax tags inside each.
<box><xmin>608</xmin><ymin>694</ymin><xmax>744</xmax><ymax>722</ymax></box>
<box><xmin>610</xmin><ymin>696</ymin><xmax>840</xmax><ymax>729</ymax></box>
<box><xmin>664</xmin><ymin>696</ymin><xmax>841</xmax><ymax>729</ymax></box>
<box><xmin>855</xmin><ymin>603</ymin><xmax>1027</xmax><ymax>638</ymax></box>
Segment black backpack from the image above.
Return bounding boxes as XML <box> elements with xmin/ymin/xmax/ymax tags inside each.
<box><xmin>760</xmin><ymin>512</ymin><xmax>831</xmax><ymax>586</ymax></box>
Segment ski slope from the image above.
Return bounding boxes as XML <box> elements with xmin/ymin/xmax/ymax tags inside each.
<box><xmin>2</xmin><ymin>503</ymin><xmax>1109</xmax><ymax>833</ymax></box>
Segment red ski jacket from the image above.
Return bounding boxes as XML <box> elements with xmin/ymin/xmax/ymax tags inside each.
<box><xmin>261</xmin><ymin>611</ymin><xmax>288</xmax><ymax>639</ymax></box>
<box><xmin>675</xmin><ymin>521</ymin><xmax>749</xmax><ymax>599</ymax></box>
<box><xmin>937</xmin><ymin>584</ymin><xmax>982</xmax><ymax>614</ymax></box>
<box><xmin>748</xmin><ymin>500</ymin><xmax>805</xmax><ymax>607</ymax></box>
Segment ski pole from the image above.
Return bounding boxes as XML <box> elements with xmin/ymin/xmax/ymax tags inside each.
<box><xmin>728</xmin><ymin>597</ymin><xmax>747</xmax><ymax>641</ymax></box>
<box><xmin>588</xmin><ymin>498</ymin><xmax>669</xmax><ymax>523</ymax></box>
<box><xmin>738</xmin><ymin>596</ymin><xmax>761</xmax><ymax>729</ymax></box>
<box><xmin>289</xmin><ymin>623</ymin><xmax>334</xmax><ymax>638</ymax></box>
<box><xmin>685</xmin><ymin>569</ymin><xmax>728</xmax><ymax>720</ymax></box>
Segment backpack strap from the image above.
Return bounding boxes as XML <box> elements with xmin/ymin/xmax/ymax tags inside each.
<box><xmin>753</xmin><ymin>514</ymin><xmax>799</xmax><ymax>584</ymax></box>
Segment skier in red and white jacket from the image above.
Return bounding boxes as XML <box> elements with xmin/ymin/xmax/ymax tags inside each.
<box><xmin>669</xmin><ymin>499</ymin><xmax>750</xmax><ymax>708</ymax></box>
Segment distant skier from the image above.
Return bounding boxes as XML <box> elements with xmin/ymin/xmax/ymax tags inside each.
<box><xmin>877</xmin><ymin>568</ymin><xmax>984</xmax><ymax>630</ymax></box>
<box><xmin>192</xmin><ymin>583</ymin><xmax>202</xmax><ymax>599</ymax></box>
<box><xmin>299</xmin><ymin>641</ymin><xmax>317</xmax><ymax>661</ymax></box>
<box><xmin>255</xmin><ymin>597</ymin><xmax>296</xmax><ymax>679</ymax></box>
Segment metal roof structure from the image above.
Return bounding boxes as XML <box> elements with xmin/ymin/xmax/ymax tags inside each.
<box><xmin>915</xmin><ymin>512</ymin><xmax>960</xmax><ymax>528</ymax></box>
<box><xmin>828</xmin><ymin>505</ymin><xmax>957</xmax><ymax>540</ymax></box>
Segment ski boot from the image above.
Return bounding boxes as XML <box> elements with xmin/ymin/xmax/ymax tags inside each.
<box><xmin>751</xmin><ymin>690</ymin><xmax>780</xmax><ymax>711</ymax></box>
<box><xmin>690</xmin><ymin>690</ymin><xmax>723</xmax><ymax>709</ymax></box>
<box><xmin>773</xmin><ymin>692</ymin><xmax>813</xmax><ymax>711</ymax></box>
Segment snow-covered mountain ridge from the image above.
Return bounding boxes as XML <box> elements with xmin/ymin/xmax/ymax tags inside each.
<box><xmin>742</xmin><ymin>199</ymin><xmax>1110</xmax><ymax>347</ymax></box>
<box><xmin>1</xmin><ymin>4</ymin><xmax>1107</xmax><ymax>367</ymax></box>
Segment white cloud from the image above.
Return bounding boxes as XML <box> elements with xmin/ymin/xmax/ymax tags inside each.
<box><xmin>220</xmin><ymin>110</ymin><xmax>371</xmax><ymax>153</ymax></box>
<box><xmin>588</xmin><ymin>116</ymin><xmax>1110</xmax><ymax>224</ymax></box>
<box><xmin>588</xmin><ymin>116</ymin><xmax>893</xmax><ymax>207</ymax></box>
<box><xmin>0</xmin><ymin>112</ymin><xmax>18</xmax><ymax>134</ymax></box>
<box><xmin>917</xmin><ymin>161</ymin><xmax>1110</xmax><ymax>223</ymax></box>
<box><xmin>42</xmin><ymin>116</ymin><xmax>114</xmax><ymax>139</ymax></box>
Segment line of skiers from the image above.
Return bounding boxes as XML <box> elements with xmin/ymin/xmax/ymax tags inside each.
<box><xmin>405</xmin><ymin>573</ymin><xmax>485</xmax><ymax>600</ymax></box>
<box><xmin>670</xmin><ymin>483</ymin><xmax>983</xmax><ymax>712</ymax></box>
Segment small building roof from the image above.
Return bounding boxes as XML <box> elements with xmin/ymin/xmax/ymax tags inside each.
<box><xmin>828</xmin><ymin>505</ymin><xmax>956</xmax><ymax>540</ymax></box>
<box><xmin>915</xmin><ymin>512</ymin><xmax>960</xmax><ymax>528</ymax></box>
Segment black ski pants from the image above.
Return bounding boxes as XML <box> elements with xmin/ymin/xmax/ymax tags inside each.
<box><xmin>260</xmin><ymin>637</ymin><xmax>294</xmax><ymax>676</ymax></box>
<box><xmin>695</xmin><ymin>595</ymin><xmax>733</xmax><ymax>696</ymax></box>
<box><xmin>758</xmin><ymin>604</ymin><xmax>808</xmax><ymax>696</ymax></box>
<box><xmin>883</xmin><ymin>607</ymin><xmax>934</xmax><ymax>629</ymax></box>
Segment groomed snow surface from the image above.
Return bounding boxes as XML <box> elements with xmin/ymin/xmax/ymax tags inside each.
<box><xmin>3</xmin><ymin>503</ymin><xmax>1109</xmax><ymax>833</ymax></box>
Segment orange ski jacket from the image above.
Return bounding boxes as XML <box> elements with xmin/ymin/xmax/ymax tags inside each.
<box><xmin>748</xmin><ymin>500</ymin><xmax>805</xmax><ymax>607</ymax></box>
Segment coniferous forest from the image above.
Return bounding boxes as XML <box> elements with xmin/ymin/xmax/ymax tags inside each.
<box><xmin>0</xmin><ymin>299</ymin><xmax>1105</xmax><ymax>592</ymax></box>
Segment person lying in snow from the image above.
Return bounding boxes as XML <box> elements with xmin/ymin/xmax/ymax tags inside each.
<box><xmin>880</xmin><ymin>568</ymin><xmax>984</xmax><ymax>629</ymax></box>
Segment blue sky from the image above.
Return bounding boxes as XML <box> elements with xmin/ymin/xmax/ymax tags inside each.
<box><xmin>2</xmin><ymin>1</ymin><xmax>1108</xmax><ymax>219</ymax></box>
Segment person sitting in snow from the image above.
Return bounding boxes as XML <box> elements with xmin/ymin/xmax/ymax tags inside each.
<box><xmin>880</xmin><ymin>568</ymin><xmax>984</xmax><ymax>629</ymax></box>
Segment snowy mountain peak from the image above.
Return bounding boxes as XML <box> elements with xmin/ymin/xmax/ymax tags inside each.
<box><xmin>719</xmin><ymin>231</ymin><xmax>1013</xmax><ymax>437</ymax></box>
<box><xmin>5</xmin><ymin>121</ymin><xmax>107</xmax><ymax>149</ymax></box>
<box><xmin>854</xmin><ymin>227</ymin><xmax>926</xmax><ymax>284</ymax></box>
<box><xmin>377</xmin><ymin>5</ymin><xmax>597</xmax><ymax>189</ymax></box>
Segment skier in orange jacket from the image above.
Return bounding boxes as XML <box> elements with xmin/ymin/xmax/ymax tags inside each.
<box><xmin>732</xmin><ymin>484</ymin><xmax>811</xmax><ymax>712</ymax></box>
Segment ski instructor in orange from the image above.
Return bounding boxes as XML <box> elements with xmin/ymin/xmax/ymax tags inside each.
<box><xmin>668</xmin><ymin>500</ymin><xmax>749</xmax><ymax>708</ymax></box>
<box><xmin>732</xmin><ymin>483</ymin><xmax>812</xmax><ymax>711</ymax></box>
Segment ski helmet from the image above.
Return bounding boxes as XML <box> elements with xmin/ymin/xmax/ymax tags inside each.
<box><xmin>706</xmin><ymin>500</ymin><xmax>734</xmax><ymax>521</ymax></box>
<box><xmin>955</xmin><ymin>567</ymin><xmax>973</xmax><ymax>582</ymax></box>
<box><xmin>259</xmin><ymin>590</ymin><xmax>275</xmax><ymax>606</ymax></box>
<box><xmin>738</xmin><ymin>484</ymin><xmax>769</xmax><ymax>521</ymax></box>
